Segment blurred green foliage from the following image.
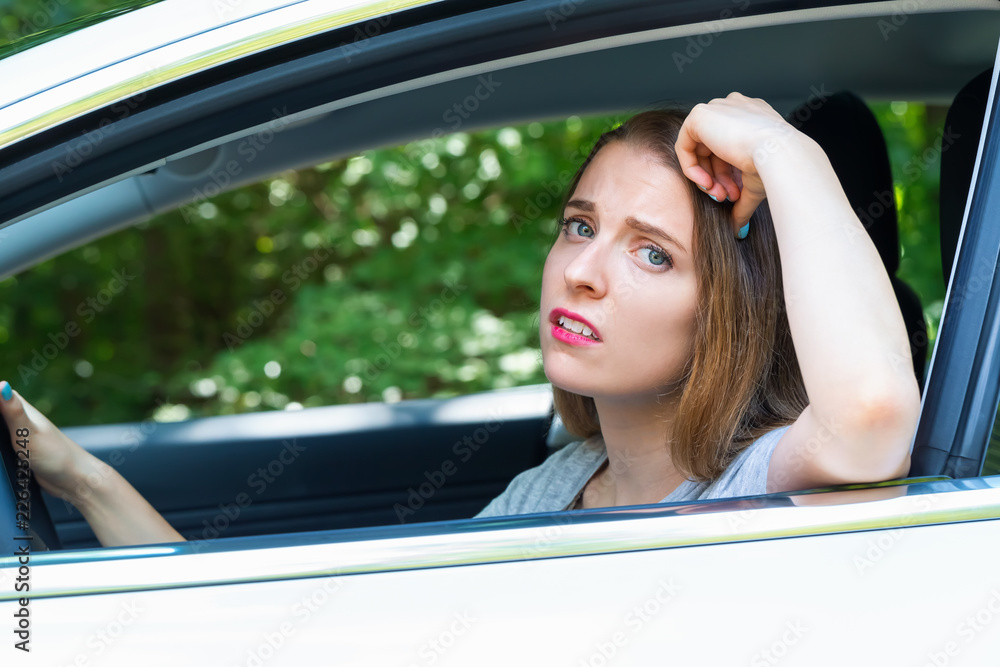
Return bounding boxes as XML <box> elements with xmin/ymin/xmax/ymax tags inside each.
<box><xmin>0</xmin><ymin>115</ymin><xmax>622</xmax><ymax>425</ymax></box>
<box><xmin>0</xmin><ymin>0</ymin><xmax>159</xmax><ymax>53</ymax></box>
<box><xmin>0</xmin><ymin>105</ymin><xmax>948</xmax><ymax>429</ymax></box>
<box><xmin>0</xmin><ymin>1</ymin><xmax>952</xmax><ymax>436</ymax></box>
<box><xmin>873</xmin><ymin>101</ymin><xmax>948</xmax><ymax>350</ymax></box>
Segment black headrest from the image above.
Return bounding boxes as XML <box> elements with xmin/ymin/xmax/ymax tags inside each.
<box><xmin>941</xmin><ymin>68</ymin><xmax>992</xmax><ymax>287</ymax></box>
<box><xmin>789</xmin><ymin>91</ymin><xmax>899</xmax><ymax>274</ymax></box>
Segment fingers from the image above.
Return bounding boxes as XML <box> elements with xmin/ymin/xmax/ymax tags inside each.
<box><xmin>677</xmin><ymin>108</ymin><xmax>754</xmax><ymax>233</ymax></box>
<box><xmin>697</xmin><ymin>154</ymin><xmax>722</xmax><ymax>198</ymax></box>
<box><xmin>675</xmin><ymin>113</ymin><xmax>713</xmax><ymax>192</ymax></box>
<box><xmin>732</xmin><ymin>168</ymin><xmax>744</xmax><ymax>192</ymax></box>
<box><xmin>690</xmin><ymin>161</ymin><xmax>763</xmax><ymax>232</ymax></box>
<box><xmin>678</xmin><ymin>121</ymin><xmax>762</xmax><ymax>234</ymax></box>
<box><xmin>682</xmin><ymin>150</ymin><xmax>733</xmax><ymax>204</ymax></box>
<box><xmin>0</xmin><ymin>380</ymin><xmax>26</xmax><ymax>424</ymax></box>
<box><xmin>732</xmin><ymin>189</ymin><xmax>765</xmax><ymax>227</ymax></box>
<box><xmin>694</xmin><ymin>154</ymin><xmax>729</xmax><ymax>203</ymax></box>
<box><xmin>711</xmin><ymin>155</ymin><xmax>741</xmax><ymax>204</ymax></box>
<box><xmin>0</xmin><ymin>381</ymin><xmax>58</xmax><ymax>443</ymax></box>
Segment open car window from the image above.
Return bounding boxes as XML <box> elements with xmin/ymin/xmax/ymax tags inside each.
<box><xmin>1</xmin><ymin>112</ymin><xmax>642</xmax><ymax>549</ymax></box>
<box><xmin>0</xmin><ymin>95</ymin><xmax>957</xmax><ymax>551</ymax></box>
<box><xmin>4</xmin><ymin>118</ymin><xmax>605</xmax><ymax>425</ymax></box>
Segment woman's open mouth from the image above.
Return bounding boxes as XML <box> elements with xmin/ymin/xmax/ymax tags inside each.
<box><xmin>549</xmin><ymin>309</ymin><xmax>602</xmax><ymax>346</ymax></box>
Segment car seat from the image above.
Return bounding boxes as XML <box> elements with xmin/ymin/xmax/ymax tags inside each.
<box><xmin>940</xmin><ymin>68</ymin><xmax>992</xmax><ymax>290</ymax></box>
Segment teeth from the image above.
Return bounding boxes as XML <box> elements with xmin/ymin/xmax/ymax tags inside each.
<box><xmin>558</xmin><ymin>316</ymin><xmax>581</xmax><ymax>334</ymax></box>
<box><xmin>557</xmin><ymin>316</ymin><xmax>598</xmax><ymax>340</ymax></box>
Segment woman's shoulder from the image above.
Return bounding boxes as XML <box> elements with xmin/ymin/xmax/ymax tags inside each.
<box><xmin>473</xmin><ymin>434</ymin><xmax>606</xmax><ymax>518</ymax></box>
<box><xmin>698</xmin><ymin>424</ymin><xmax>792</xmax><ymax>500</ymax></box>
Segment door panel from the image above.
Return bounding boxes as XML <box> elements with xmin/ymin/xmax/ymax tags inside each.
<box><xmin>20</xmin><ymin>517</ymin><xmax>1000</xmax><ymax>665</ymax></box>
<box><xmin>50</xmin><ymin>385</ymin><xmax>552</xmax><ymax>549</ymax></box>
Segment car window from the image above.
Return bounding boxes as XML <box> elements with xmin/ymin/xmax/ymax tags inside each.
<box><xmin>0</xmin><ymin>115</ymin><xmax>623</xmax><ymax>427</ymax></box>
<box><xmin>0</xmin><ymin>100</ymin><xmax>947</xmax><ymax>433</ymax></box>
<box><xmin>872</xmin><ymin>99</ymin><xmax>949</xmax><ymax>380</ymax></box>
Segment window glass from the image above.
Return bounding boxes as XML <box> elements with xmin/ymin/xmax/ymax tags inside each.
<box><xmin>0</xmin><ymin>101</ymin><xmax>945</xmax><ymax>437</ymax></box>
<box><xmin>0</xmin><ymin>115</ymin><xmax>621</xmax><ymax>427</ymax></box>
<box><xmin>984</xmin><ymin>419</ymin><xmax>1000</xmax><ymax>477</ymax></box>
<box><xmin>870</xmin><ymin>100</ymin><xmax>948</xmax><ymax>379</ymax></box>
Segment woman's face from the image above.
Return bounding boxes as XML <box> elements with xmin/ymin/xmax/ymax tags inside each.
<box><xmin>540</xmin><ymin>141</ymin><xmax>700</xmax><ymax>402</ymax></box>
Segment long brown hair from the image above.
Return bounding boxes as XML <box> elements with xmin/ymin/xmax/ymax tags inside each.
<box><xmin>551</xmin><ymin>109</ymin><xmax>808</xmax><ymax>481</ymax></box>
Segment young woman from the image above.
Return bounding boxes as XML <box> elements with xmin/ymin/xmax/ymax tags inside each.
<box><xmin>476</xmin><ymin>93</ymin><xmax>920</xmax><ymax>516</ymax></box>
<box><xmin>0</xmin><ymin>93</ymin><xmax>921</xmax><ymax>544</ymax></box>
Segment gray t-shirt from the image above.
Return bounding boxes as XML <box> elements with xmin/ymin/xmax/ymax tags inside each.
<box><xmin>475</xmin><ymin>425</ymin><xmax>790</xmax><ymax>518</ymax></box>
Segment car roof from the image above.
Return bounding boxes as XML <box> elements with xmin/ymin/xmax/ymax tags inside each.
<box><xmin>0</xmin><ymin>0</ymin><xmax>995</xmax><ymax>151</ymax></box>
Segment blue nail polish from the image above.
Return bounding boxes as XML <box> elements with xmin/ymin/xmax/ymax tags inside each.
<box><xmin>1</xmin><ymin>382</ymin><xmax>11</xmax><ymax>401</ymax></box>
<box><xmin>737</xmin><ymin>223</ymin><xmax>750</xmax><ymax>240</ymax></box>
<box><xmin>707</xmin><ymin>193</ymin><xmax>719</xmax><ymax>202</ymax></box>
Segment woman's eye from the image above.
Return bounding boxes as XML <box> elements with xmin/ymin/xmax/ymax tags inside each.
<box><xmin>561</xmin><ymin>217</ymin><xmax>594</xmax><ymax>238</ymax></box>
<box><xmin>640</xmin><ymin>244</ymin><xmax>671</xmax><ymax>268</ymax></box>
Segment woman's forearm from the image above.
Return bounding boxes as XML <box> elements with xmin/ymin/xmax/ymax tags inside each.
<box><xmin>68</xmin><ymin>453</ymin><xmax>186</xmax><ymax>547</ymax></box>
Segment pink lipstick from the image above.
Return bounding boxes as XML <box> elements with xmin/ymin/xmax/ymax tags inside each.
<box><xmin>549</xmin><ymin>308</ymin><xmax>602</xmax><ymax>347</ymax></box>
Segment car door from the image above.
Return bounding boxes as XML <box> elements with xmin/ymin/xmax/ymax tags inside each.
<box><xmin>3</xmin><ymin>1</ymin><xmax>1000</xmax><ymax>666</ymax></box>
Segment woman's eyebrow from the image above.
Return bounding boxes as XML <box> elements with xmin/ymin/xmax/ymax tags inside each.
<box><xmin>565</xmin><ymin>199</ymin><xmax>687</xmax><ymax>254</ymax></box>
<box><xmin>625</xmin><ymin>216</ymin><xmax>687</xmax><ymax>254</ymax></box>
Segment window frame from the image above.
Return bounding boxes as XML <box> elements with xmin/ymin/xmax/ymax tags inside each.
<box><xmin>910</xmin><ymin>58</ymin><xmax>1000</xmax><ymax>479</ymax></box>
<box><xmin>1</xmin><ymin>0</ymin><xmax>1000</xmax><ymax>577</ymax></box>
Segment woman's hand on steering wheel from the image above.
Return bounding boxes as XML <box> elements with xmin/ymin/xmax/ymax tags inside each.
<box><xmin>0</xmin><ymin>380</ymin><xmax>99</xmax><ymax>504</ymax></box>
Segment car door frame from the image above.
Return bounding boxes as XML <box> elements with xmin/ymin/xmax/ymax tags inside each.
<box><xmin>911</xmin><ymin>49</ymin><xmax>1000</xmax><ymax>479</ymax></box>
<box><xmin>0</xmin><ymin>0</ymin><xmax>998</xmax><ymax>561</ymax></box>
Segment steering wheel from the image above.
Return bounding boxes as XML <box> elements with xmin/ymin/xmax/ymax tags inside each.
<box><xmin>0</xmin><ymin>412</ymin><xmax>62</xmax><ymax>551</ymax></box>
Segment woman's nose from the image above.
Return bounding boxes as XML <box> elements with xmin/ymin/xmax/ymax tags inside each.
<box><xmin>563</xmin><ymin>240</ymin><xmax>608</xmax><ymax>297</ymax></box>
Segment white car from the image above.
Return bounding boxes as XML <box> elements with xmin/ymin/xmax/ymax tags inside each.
<box><xmin>2</xmin><ymin>0</ymin><xmax>1000</xmax><ymax>665</ymax></box>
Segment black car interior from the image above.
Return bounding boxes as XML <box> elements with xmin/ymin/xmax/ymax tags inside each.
<box><xmin>940</xmin><ymin>69</ymin><xmax>992</xmax><ymax>290</ymax></box>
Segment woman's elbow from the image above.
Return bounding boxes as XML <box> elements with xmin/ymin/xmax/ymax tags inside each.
<box><xmin>842</xmin><ymin>378</ymin><xmax>921</xmax><ymax>481</ymax></box>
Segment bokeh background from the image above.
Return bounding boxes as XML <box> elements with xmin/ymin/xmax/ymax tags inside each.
<box><xmin>0</xmin><ymin>1</ymin><xmax>947</xmax><ymax>429</ymax></box>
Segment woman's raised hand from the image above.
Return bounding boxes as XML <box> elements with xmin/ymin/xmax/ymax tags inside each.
<box><xmin>675</xmin><ymin>92</ymin><xmax>803</xmax><ymax>230</ymax></box>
